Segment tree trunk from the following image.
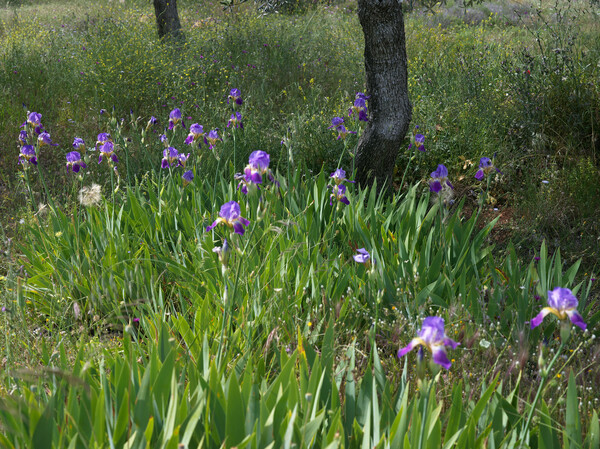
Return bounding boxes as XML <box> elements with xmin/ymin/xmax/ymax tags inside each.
<box><xmin>153</xmin><ymin>0</ymin><xmax>184</xmax><ymax>41</ymax></box>
<box><xmin>355</xmin><ymin>0</ymin><xmax>412</xmax><ymax>193</ymax></box>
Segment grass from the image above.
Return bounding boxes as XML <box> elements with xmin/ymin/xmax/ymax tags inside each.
<box><xmin>0</xmin><ymin>0</ymin><xmax>599</xmax><ymax>446</ymax></box>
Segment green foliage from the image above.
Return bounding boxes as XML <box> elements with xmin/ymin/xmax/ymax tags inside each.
<box><xmin>1</xmin><ymin>1</ymin><xmax>599</xmax><ymax>447</ymax></box>
<box><xmin>1</xmin><ymin>321</ymin><xmax>597</xmax><ymax>448</ymax></box>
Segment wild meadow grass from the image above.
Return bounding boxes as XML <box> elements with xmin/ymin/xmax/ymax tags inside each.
<box><xmin>0</xmin><ymin>0</ymin><xmax>599</xmax><ymax>447</ymax></box>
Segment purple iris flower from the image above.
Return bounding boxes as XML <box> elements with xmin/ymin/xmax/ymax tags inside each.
<box><xmin>249</xmin><ymin>150</ymin><xmax>270</xmax><ymax>172</ymax></box>
<box><xmin>330</xmin><ymin>168</ymin><xmax>354</xmax><ymax>185</ymax></box>
<box><xmin>149</xmin><ymin>116</ymin><xmax>158</xmax><ymax>126</ymax></box>
<box><xmin>184</xmin><ymin>123</ymin><xmax>205</xmax><ymax>145</ymax></box>
<box><xmin>328</xmin><ymin>117</ymin><xmax>345</xmax><ymax>129</ymax></box>
<box><xmin>335</xmin><ymin>125</ymin><xmax>356</xmax><ymax>140</ymax></box>
<box><xmin>161</xmin><ymin>147</ymin><xmax>180</xmax><ymax>169</ymax></box>
<box><xmin>178</xmin><ymin>152</ymin><xmax>190</xmax><ymax>167</ymax></box>
<box><xmin>168</xmin><ymin>108</ymin><xmax>182</xmax><ymax>130</ymax></box>
<box><xmin>330</xmin><ymin>184</ymin><xmax>350</xmax><ymax>205</ymax></box>
<box><xmin>238</xmin><ymin>151</ymin><xmax>272</xmax><ymax>193</ymax></box>
<box><xmin>530</xmin><ymin>287</ymin><xmax>586</xmax><ymax>330</ymax></box>
<box><xmin>228</xmin><ymin>88</ymin><xmax>243</xmax><ymax>105</ymax></box>
<box><xmin>397</xmin><ymin>316</ymin><xmax>459</xmax><ymax>370</ymax></box>
<box><xmin>73</xmin><ymin>137</ymin><xmax>86</xmax><ymax>152</ymax></box>
<box><xmin>19</xmin><ymin>145</ymin><xmax>37</xmax><ymax>166</ymax></box>
<box><xmin>413</xmin><ymin>133</ymin><xmax>426</xmax><ymax>152</ymax></box>
<box><xmin>204</xmin><ymin>129</ymin><xmax>222</xmax><ymax>150</ymax></box>
<box><xmin>182</xmin><ymin>170</ymin><xmax>194</xmax><ymax>186</ymax></box>
<box><xmin>227</xmin><ymin>112</ymin><xmax>243</xmax><ymax>129</ymax></box>
<box><xmin>415</xmin><ymin>134</ymin><xmax>425</xmax><ymax>151</ymax></box>
<box><xmin>38</xmin><ymin>132</ymin><xmax>58</xmax><ymax>147</ymax></box>
<box><xmin>27</xmin><ymin>112</ymin><xmax>42</xmax><ymax>127</ymax></box>
<box><xmin>349</xmin><ymin>97</ymin><xmax>368</xmax><ymax>122</ymax></box>
<box><xmin>160</xmin><ymin>134</ymin><xmax>168</xmax><ymax>144</ymax></box>
<box><xmin>98</xmin><ymin>141</ymin><xmax>117</xmax><ymax>164</ymax></box>
<box><xmin>407</xmin><ymin>126</ymin><xmax>425</xmax><ymax>152</ymax></box>
<box><xmin>18</xmin><ymin>130</ymin><xmax>28</xmax><ymax>145</ymax></box>
<box><xmin>96</xmin><ymin>133</ymin><xmax>112</xmax><ymax>150</ymax></box>
<box><xmin>206</xmin><ymin>201</ymin><xmax>250</xmax><ymax>235</ymax></box>
<box><xmin>328</xmin><ymin>117</ymin><xmax>356</xmax><ymax>140</ymax></box>
<box><xmin>353</xmin><ymin>248</ymin><xmax>371</xmax><ymax>264</ymax></box>
<box><xmin>475</xmin><ymin>157</ymin><xmax>502</xmax><ymax>180</ymax></box>
<box><xmin>429</xmin><ymin>164</ymin><xmax>454</xmax><ymax>193</ymax></box>
<box><xmin>355</xmin><ymin>92</ymin><xmax>370</xmax><ymax>101</ymax></box>
<box><xmin>66</xmin><ymin>151</ymin><xmax>86</xmax><ymax>173</ymax></box>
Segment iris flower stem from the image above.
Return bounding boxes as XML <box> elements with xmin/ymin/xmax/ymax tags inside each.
<box><xmin>437</xmin><ymin>194</ymin><xmax>448</xmax><ymax>270</ymax></box>
<box><xmin>109</xmin><ymin>166</ymin><xmax>116</xmax><ymax>227</ymax></box>
<box><xmin>477</xmin><ymin>173</ymin><xmax>492</xmax><ymax>218</ymax></box>
<box><xmin>520</xmin><ymin>341</ymin><xmax>566</xmax><ymax>443</ymax></box>
<box><xmin>351</xmin><ymin>138</ymin><xmax>358</xmax><ymax>178</ymax></box>
<box><xmin>123</xmin><ymin>137</ymin><xmax>131</xmax><ymax>186</ymax></box>
<box><xmin>335</xmin><ymin>139</ymin><xmax>349</xmax><ymax>172</ymax></box>
<box><xmin>398</xmin><ymin>152</ymin><xmax>416</xmax><ymax>195</ymax></box>
<box><xmin>36</xmin><ymin>159</ymin><xmax>55</xmax><ymax>211</ymax></box>
<box><xmin>212</xmin><ymin>156</ymin><xmax>222</xmax><ymax>207</ymax></box>
<box><xmin>157</xmin><ymin>169</ymin><xmax>163</xmax><ymax>217</ymax></box>
<box><xmin>418</xmin><ymin>379</ymin><xmax>433</xmax><ymax>449</ymax></box>
<box><xmin>216</xmin><ymin>225</ymin><xmax>255</xmax><ymax>369</ymax></box>
<box><xmin>233</xmin><ymin>129</ymin><xmax>237</xmax><ymax>173</ymax></box>
<box><xmin>22</xmin><ymin>169</ymin><xmax>36</xmax><ymax>213</ymax></box>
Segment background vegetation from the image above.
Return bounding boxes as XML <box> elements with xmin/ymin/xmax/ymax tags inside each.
<box><xmin>0</xmin><ymin>0</ymin><xmax>598</xmax><ymax>447</ymax></box>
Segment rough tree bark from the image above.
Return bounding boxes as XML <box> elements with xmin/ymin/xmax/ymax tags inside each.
<box><xmin>355</xmin><ymin>0</ymin><xmax>412</xmax><ymax>193</ymax></box>
<box><xmin>153</xmin><ymin>0</ymin><xmax>184</xmax><ymax>41</ymax></box>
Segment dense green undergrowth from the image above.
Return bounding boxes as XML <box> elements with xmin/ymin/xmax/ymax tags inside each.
<box><xmin>0</xmin><ymin>0</ymin><xmax>599</xmax><ymax>447</ymax></box>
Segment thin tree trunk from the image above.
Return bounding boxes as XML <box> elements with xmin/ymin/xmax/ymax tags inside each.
<box><xmin>153</xmin><ymin>0</ymin><xmax>184</xmax><ymax>41</ymax></box>
<box><xmin>355</xmin><ymin>0</ymin><xmax>412</xmax><ymax>193</ymax></box>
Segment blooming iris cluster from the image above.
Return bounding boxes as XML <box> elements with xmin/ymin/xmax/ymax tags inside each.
<box><xmin>38</xmin><ymin>132</ymin><xmax>58</xmax><ymax>147</ymax></box>
<box><xmin>206</xmin><ymin>201</ymin><xmax>250</xmax><ymax>235</ymax></box>
<box><xmin>26</xmin><ymin>112</ymin><xmax>42</xmax><ymax>128</ymax></box>
<box><xmin>475</xmin><ymin>157</ymin><xmax>501</xmax><ymax>180</ymax></box>
<box><xmin>236</xmin><ymin>150</ymin><xmax>276</xmax><ymax>194</ymax></box>
<box><xmin>353</xmin><ymin>248</ymin><xmax>371</xmax><ymax>264</ymax></box>
<box><xmin>408</xmin><ymin>126</ymin><xmax>426</xmax><ymax>152</ymax></box>
<box><xmin>96</xmin><ymin>133</ymin><xmax>112</xmax><ymax>150</ymax></box>
<box><xmin>328</xmin><ymin>117</ymin><xmax>356</xmax><ymax>141</ymax></box>
<box><xmin>18</xmin><ymin>131</ymin><xmax>27</xmax><ymax>145</ymax></box>
<box><xmin>168</xmin><ymin>108</ymin><xmax>184</xmax><ymax>130</ymax></box>
<box><xmin>349</xmin><ymin>92</ymin><xmax>369</xmax><ymax>122</ymax></box>
<box><xmin>98</xmin><ymin>140</ymin><xmax>118</xmax><ymax>164</ymax></box>
<box><xmin>21</xmin><ymin>112</ymin><xmax>44</xmax><ymax>135</ymax></box>
<box><xmin>398</xmin><ymin>317</ymin><xmax>459</xmax><ymax>369</ymax></box>
<box><xmin>182</xmin><ymin>170</ymin><xmax>194</xmax><ymax>186</ymax></box>
<box><xmin>227</xmin><ymin>112</ymin><xmax>243</xmax><ymax>129</ymax></box>
<box><xmin>184</xmin><ymin>123</ymin><xmax>205</xmax><ymax>146</ymax></box>
<box><xmin>161</xmin><ymin>147</ymin><xmax>190</xmax><ymax>169</ymax></box>
<box><xmin>205</xmin><ymin>129</ymin><xmax>222</xmax><ymax>150</ymax></box>
<box><xmin>429</xmin><ymin>164</ymin><xmax>454</xmax><ymax>193</ymax></box>
<box><xmin>330</xmin><ymin>184</ymin><xmax>349</xmax><ymax>205</ymax></box>
<box><xmin>330</xmin><ymin>169</ymin><xmax>354</xmax><ymax>186</ymax></box>
<box><xmin>18</xmin><ymin>111</ymin><xmax>48</xmax><ymax>169</ymax></box>
<box><xmin>329</xmin><ymin>168</ymin><xmax>353</xmax><ymax>205</ymax></box>
<box><xmin>228</xmin><ymin>88</ymin><xmax>243</xmax><ymax>106</ymax></box>
<box><xmin>19</xmin><ymin>145</ymin><xmax>37</xmax><ymax>168</ymax></box>
<box><xmin>73</xmin><ymin>137</ymin><xmax>86</xmax><ymax>152</ymax></box>
<box><xmin>18</xmin><ymin>111</ymin><xmax>62</xmax><ymax>170</ymax></box>
<box><xmin>530</xmin><ymin>287</ymin><xmax>586</xmax><ymax>330</ymax></box>
<box><xmin>66</xmin><ymin>151</ymin><xmax>86</xmax><ymax>173</ymax></box>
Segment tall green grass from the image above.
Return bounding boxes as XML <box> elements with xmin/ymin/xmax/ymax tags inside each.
<box><xmin>0</xmin><ymin>0</ymin><xmax>599</xmax><ymax>446</ymax></box>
